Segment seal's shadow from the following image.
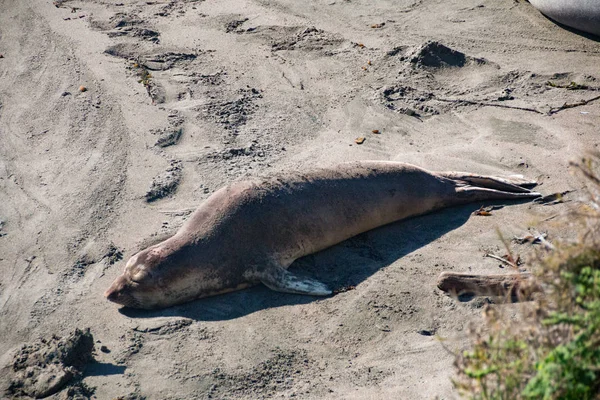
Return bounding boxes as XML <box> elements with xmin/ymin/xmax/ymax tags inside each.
<box><xmin>540</xmin><ymin>15</ymin><xmax>600</xmax><ymax>42</ymax></box>
<box><xmin>119</xmin><ymin>202</ymin><xmax>512</xmax><ymax>321</ymax></box>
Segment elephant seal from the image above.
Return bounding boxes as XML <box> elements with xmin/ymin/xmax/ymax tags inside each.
<box><xmin>529</xmin><ymin>0</ymin><xmax>600</xmax><ymax>36</ymax></box>
<box><xmin>105</xmin><ymin>161</ymin><xmax>541</xmax><ymax>309</ymax></box>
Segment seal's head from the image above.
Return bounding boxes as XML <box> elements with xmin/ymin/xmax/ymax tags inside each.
<box><xmin>104</xmin><ymin>247</ymin><xmax>170</xmax><ymax>309</ymax></box>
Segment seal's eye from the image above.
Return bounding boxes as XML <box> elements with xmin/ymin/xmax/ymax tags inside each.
<box><xmin>131</xmin><ymin>268</ymin><xmax>152</xmax><ymax>283</ymax></box>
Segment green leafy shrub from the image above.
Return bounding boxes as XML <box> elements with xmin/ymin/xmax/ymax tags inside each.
<box><xmin>454</xmin><ymin>156</ymin><xmax>600</xmax><ymax>400</ymax></box>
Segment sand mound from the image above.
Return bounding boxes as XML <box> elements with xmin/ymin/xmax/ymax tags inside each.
<box><xmin>7</xmin><ymin>329</ymin><xmax>94</xmax><ymax>398</ymax></box>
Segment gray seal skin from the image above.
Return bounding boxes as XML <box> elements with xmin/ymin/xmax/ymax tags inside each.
<box><xmin>529</xmin><ymin>0</ymin><xmax>600</xmax><ymax>36</ymax></box>
<box><xmin>104</xmin><ymin>161</ymin><xmax>541</xmax><ymax>309</ymax></box>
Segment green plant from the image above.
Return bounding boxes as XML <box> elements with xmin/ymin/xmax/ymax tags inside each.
<box><xmin>453</xmin><ymin>155</ymin><xmax>600</xmax><ymax>400</ymax></box>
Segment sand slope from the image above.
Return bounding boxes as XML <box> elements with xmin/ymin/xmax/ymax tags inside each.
<box><xmin>0</xmin><ymin>0</ymin><xmax>599</xmax><ymax>398</ymax></box>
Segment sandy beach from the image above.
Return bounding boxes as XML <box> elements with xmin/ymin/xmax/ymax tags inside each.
<box><xmin>1</xmin><ymin>0</ymin><xmax>599</xmax><ymax>398</ymax></box>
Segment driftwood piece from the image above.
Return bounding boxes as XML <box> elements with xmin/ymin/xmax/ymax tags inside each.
<box><xmin>437</xmin><ymin>271</ymin><xmax>541</xmax><ymax>299</ymax></box>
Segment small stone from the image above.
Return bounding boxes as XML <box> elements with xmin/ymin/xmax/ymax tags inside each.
<box><xmin>355</xmin><ymin>137</ymin><xmax>365</xmax><ymax>144</ymax></box>
<box><xmin>100</xmin><ymin>345</ymin><xmax>110</xmax><ymax>353</ymax></box>
<box><xmin>79</xmin><ymin>86</ymin><xmax>87</xmax><ymax>92</ymax></box>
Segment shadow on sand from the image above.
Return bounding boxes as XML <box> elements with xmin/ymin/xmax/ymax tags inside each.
<box><xmin>85</xmin><ymin>361</ymin><xmax>127</xmax><ymax>376</ymax></box>
<box><xmin>118</xmin><ymin>201</ymin><xmax>525</xmax><ymax>321</ymax></box>
<box><xmin>541</xmin><ymin>15</ymin><xmax>600</xmax><ymax>42</ymax></box>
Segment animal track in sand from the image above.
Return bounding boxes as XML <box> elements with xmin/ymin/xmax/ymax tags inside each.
<box><xmin>198</xmin><ymin>87</ymin><xmax>263</xmax><ymax>133</ymax></box>
<box><xmin>242</xmin><ymin>25</ymin><xmax>346</xmax><ymax>55</ymax></box>
<box><xmin>91</xmin><ymin>12</ymin><xmax>160</xmax><ymax>42</ymax></box>
<box><xmin>208</xmin><ymin>349</ymin><xmax>314</xmax><ymax>398</ymax></box>
<box><xmin>145</xmin><ymin>161</ymin><xmax>183</xmax><ymax>202</ymax></box>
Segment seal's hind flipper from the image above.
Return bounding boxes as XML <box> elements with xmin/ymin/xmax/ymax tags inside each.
<box><xmin>259</xmin><ymin>267</ymin><xmax>332</xmax><ymax>296</ymax></box>
<box><xmin>440</xmin><ymin>172</ymin><xmax>537</xmax><ymax>193</ymax></box>
<box><xmin>505</xmin><ymin>175</ymin><xmax>538</xmax><ymax>188</ymax></box>
<box><xmin>456</xmin><ymin>186</ymin><xmax>541</xmax><ymax>201</ymax></box>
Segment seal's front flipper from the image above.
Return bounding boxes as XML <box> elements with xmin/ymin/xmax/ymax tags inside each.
<box><xmin>259</xmin><ymin>267</ymin><xmax>332</xmax><ymax>296</ymax></box>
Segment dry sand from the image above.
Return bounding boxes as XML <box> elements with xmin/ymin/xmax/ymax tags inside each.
<box><xmin>0</xmin><ymin>0</ymin><xmax>599</xmax><ymax>398</ymax></box>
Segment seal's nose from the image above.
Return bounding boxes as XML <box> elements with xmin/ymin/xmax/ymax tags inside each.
<box><xmin>104</xmin><ymin>275</ymin><xmax>141</xmax><ymax>308</ymax></box>
<box><xmin>104</xmin><ymin>275</ymin><xmax>127</xmax><ymax>304</ymax></box>
<box><xmin>105</xmin><ymin>287</ymin><xmax>119</xmax><ymax>302</ymax></box>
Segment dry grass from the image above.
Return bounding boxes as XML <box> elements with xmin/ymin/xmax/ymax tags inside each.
<box><xmin>454</xmin><ymin>155</ymin><xmax>600</xmax><ymax>400</ymax></box>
